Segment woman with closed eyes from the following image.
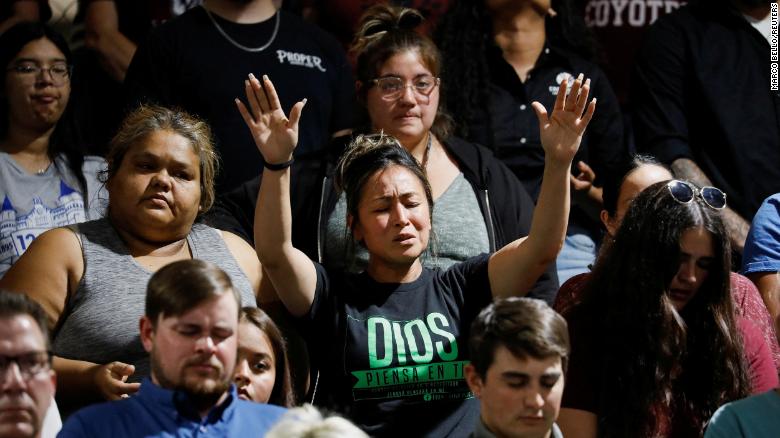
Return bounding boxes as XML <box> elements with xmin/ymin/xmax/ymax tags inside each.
<box><xmin>237</xmin><ymin>44</ymin><xmax>596</xmax><ymax>433</ymax></box>
<box><xmin>557</xmin><ymin>180</ymin><xmax>778</xmax><ymax>438</ymax></box>
<box><xmin>213</xmin><ymin>4</ymin><xmax>559</xmax><ymax>304</ymax></box>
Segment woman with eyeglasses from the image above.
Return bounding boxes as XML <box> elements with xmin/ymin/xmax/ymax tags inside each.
<box><xmin>0</xmin><ymin>22</ymin><xmax>105</xmax><ymax>278</ymax></box>
<box><xmin>556</xmin><ymin>180</ymin><xmax>778</xmax><ymax>438</ymax></box>
<box><xmin>238</xmin><ymin>51</ymin><xmax>595</xmax><ymax>436</ymax></box>
<box><xmin>214</xmin><ymin>4</ymin><xmax>558</xmax><ymax>303</ymax></box>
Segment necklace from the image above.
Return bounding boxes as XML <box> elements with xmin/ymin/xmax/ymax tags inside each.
<box><xmin>203</xmin><ymin>6</ymin><xmax>280</xmax><ymax>53</ymax></box>
<box><xmin>421</xmin><ymin>133</ymin><xmax>433</xmax><ymax>171</ymax></box>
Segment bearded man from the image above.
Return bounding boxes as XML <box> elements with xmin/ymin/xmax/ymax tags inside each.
<box><xmin>58</xmin><ymin>260</ymin><xmax>285</xmax><ymax>437</ymax></box>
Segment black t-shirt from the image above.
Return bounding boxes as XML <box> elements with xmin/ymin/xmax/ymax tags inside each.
<box><xmin>305</xmin><ymin>254</ymin><xmax>492</xmax><ymax>437</ymax></box>
<box><xmin>124</xmin><ymin>6</ymin><xmax>354</xmax><ymax>192</ymax></box>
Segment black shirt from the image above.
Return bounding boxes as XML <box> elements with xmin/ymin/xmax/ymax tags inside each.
<box><xmin>466</xmin><ymin>43</ymin><xmax>626</xmax><ymax>204</ymax></box>
<box><xmin>305</xmin><ymin>255</ymin><xmax>492</xmax><ymax>437</ymax></box>
<box><xmin>632</xmin><ymin>2</ymin><xmax>780</xmax><ymax>219</ymax></box>
<box><xmin>124</xmin><ymin>6</ymin><xmax>354</xmax><ymax>192</ymax></box>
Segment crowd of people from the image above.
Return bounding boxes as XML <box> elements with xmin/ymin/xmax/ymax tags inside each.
<box><xmin>1</xmin><ymin>0</ymin><xmax>779</xmax><ymax>437</ymax></box>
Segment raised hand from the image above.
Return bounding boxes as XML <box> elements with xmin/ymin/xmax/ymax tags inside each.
<box><xmin>531</xmin><ymin>73</ymin><xmax>596</xmax><ymax>165</ymax></box>
<box><xmin>235</xmin><ymin>74</ymin><xmax>306</xmax><ymax>165</ymax></box>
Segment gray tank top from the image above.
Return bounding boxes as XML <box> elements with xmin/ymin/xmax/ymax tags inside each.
<box><xmin>52</xmin><ymin>218</ymin><xmax>256</xmax><ymax>382</ymax></box>
<box><xmin>325</xmin><ymin>173</ymin><xmax>490</xmax><ymax>272</ymax></box>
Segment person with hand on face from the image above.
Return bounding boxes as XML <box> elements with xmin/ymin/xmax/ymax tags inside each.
<box><xmin>0</xmin><ymin>105</ymin><xmax>264</xmax><ymax>414</ymax></box>
<box><xmin>239</xmin><ymin>60</ymin><xmax>595</xmax><ymax>435</ymax></box>
<box><xmin>234</xmin><ymin>306</ymin><xmax>295</xmax><ymax>407</ymax></box>
<box><xmin>556</xmin><ymin>181</ymin><xmax>779</xmax><ymax>438</ymax></box>
<box><xmin>57</xmin><ymin>260</ymin><xmax>285</xmax><ymax>437</ymax></box>
<box><xmin>0</xmin><ymin>22</ymin><xmax>106</xmax><ymax>278</ymax></box>
<box><xmin>466</xmin><ymin>297</ymin><xmax>569</xmax><ymax>438</ymax></box>
<box><xmin>0</xmin><ymin>291</ymin><xmax>57</xmax><ymax>438</ymax></box>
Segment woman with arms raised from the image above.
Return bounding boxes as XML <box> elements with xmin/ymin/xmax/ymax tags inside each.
<box><xmin>212</xmin><ymin>5</ymin><xmax>558</xmax><ymax>303</ymax></box>
<box><xmin>0</xmin><ymin>105</ymin><xmax>263</xmax><ymax>413</ymax></box>
<box><xmin>237</xmin><ymin>71</ymin><xmax>594</xmax><ymax>435</ymax></box>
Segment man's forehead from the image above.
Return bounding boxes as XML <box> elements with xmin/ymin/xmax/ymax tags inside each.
<box><xmin>158</xmin><ymin>294</ymin><xmax>239</xmax><ymax>327</ymax></box>
<box><xmin>0</xmin><ymin>315</ymin><xmax>47</xmax><ymax>352</ymax></box>
<box><xmin>493</xmin><ymin>345</ymin><xmax>562</xmax><ymax>371</ymax></box>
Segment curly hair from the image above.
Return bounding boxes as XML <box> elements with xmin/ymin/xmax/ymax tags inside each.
<box><xmin>567</xmin><ymin>181</ymin><xmax>751</xmax><ymax>437</ymax></box>
<box><xmin>435</xmin><ymin>0</ymin><xmax>597</xmax><ymax>141</ymax></box>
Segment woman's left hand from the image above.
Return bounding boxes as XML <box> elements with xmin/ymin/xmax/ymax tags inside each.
<box><xmin>531</xmin><ymin>73</ymin><xmax>596</xmax><ymax>165</ymax></box>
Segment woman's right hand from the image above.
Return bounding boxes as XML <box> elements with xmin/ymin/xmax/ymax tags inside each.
<box><xmin>236</xmin><ymin>73</ymin><xmax>307</xmax><ymax>165</ymax></box>
<box><xmin>531</xmin><ymin>73</ymin><xmax>595</xmax><ymax>166</ymax></box>
<box><xmin>92</xmin><ymin>361</ymin><xmax>141</xmax><ymax>400</ymax></box>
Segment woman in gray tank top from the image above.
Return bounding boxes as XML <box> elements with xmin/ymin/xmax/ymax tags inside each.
<box><xmin>0</xmin><ymin>106</ymin><xmax>263</xmax><ymax>413</ymax></box>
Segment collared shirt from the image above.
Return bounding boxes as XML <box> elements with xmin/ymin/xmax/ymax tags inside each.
<box><xmin>632</xmin><ymin>2</ymin><xmax>780</xmax><ymax>219</ymax></box>
<box><xmin>466</xmin><ymin>43</ymin><xmax>626</xmax><ymax>203</ymax></box>
<box><xmin>58</xmin><ymin>379</ymin><xmax>285</xmax><ymax>437</ymax></box>
<box><xmin>471</xmin><ymin>418</ymin><xmax>564</xmax><ymax>438</ymax></box>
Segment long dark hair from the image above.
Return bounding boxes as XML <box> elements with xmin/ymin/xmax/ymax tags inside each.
<box><xmin>435</xmin><ymin>0</ymin><xmax>596</xmax><ymax>141</ymax></box>
<box><xmin>0</xmin><ymin>22</ymin><xmax>89</xmax><ymax>202</ymax></box>
<box><xmin>240</xmin><ymin>307</ymin><xmax>295</xmax><ymax>408</ymax></box>
<box><xmin>568</xmin><ymin>181</ymin><xmax>750</xmax><ymax>437</ymax></box>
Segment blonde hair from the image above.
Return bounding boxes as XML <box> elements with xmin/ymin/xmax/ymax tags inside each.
<box><xmin>265</xmin><ymin>404</ymin><xmax>369</xmax><ymax>438</ymax></box>
<box><xmin>104</xmin><ymin>104</ymin><xmax>220</xmax><ymax>213</ymax></box>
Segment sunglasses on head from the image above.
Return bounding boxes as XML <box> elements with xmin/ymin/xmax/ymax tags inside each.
<box><xmin>666</xmin><ymin>180</ymin><xmax>727</xmax><ymax>209</ymax></box>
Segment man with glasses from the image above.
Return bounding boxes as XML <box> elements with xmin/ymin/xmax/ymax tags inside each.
<box><xmin>0</xmin><ymin>290</ymin><xmax>56</xmax><ymax>438</ymax></box>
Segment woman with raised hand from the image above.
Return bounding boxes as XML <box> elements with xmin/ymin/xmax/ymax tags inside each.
<box><xmin>237</xmin><ymin>70</ymin><xmax>594</xmax><ymax>435</ymax></box>
<box><xmin>0</xmin><ymin>105</ymin><xmax>263</xmax><ymax>414</ymax></box>
<box><xmin>0</xmin><ymin>22</ymin><xmax>105</xmax><ymax>278</ymax></box>
<box><xmin>212</xmin><ymin>4</ymin><xmax>559</xmax><ymax>304</ymax></box>
<box><xmin>557</xmin><ymin>180</ymin><xmax>779</xmax><ymax>438</ymax></box>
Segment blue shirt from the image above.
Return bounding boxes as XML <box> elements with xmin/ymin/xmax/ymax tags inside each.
<box><xmin>705</xmin><ymin>389</ymin><xmax>780</xmax><ymax>438</ymax></box>
<box><xmin>743</xmin><ymin>193</ymin><xmax>780</xmax><ymax>274</ymax></box>
<box><xmin>58</xmin><ymin>379</ymin><xmax>285</xmax><ymax>437</ymax></box>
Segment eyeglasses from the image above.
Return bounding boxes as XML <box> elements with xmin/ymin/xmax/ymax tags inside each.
<box><xmin>0</xmin><ymin>351</ymin><xmax>52</xmax><ymax>381</ymax></box>
<box><xmin>667</xmin><ymin>180</ymin><xmax>727</xmax><ymax>209</ymax></box>
<box><xmin>369</xmin><ymin>75</ymin><xmax>440</xmax><ymax>101</ymax></box>
<box><xmin>7</xmin><ymin>62</ymin><xmax>72</xmax><ymax>86</ymax></box>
